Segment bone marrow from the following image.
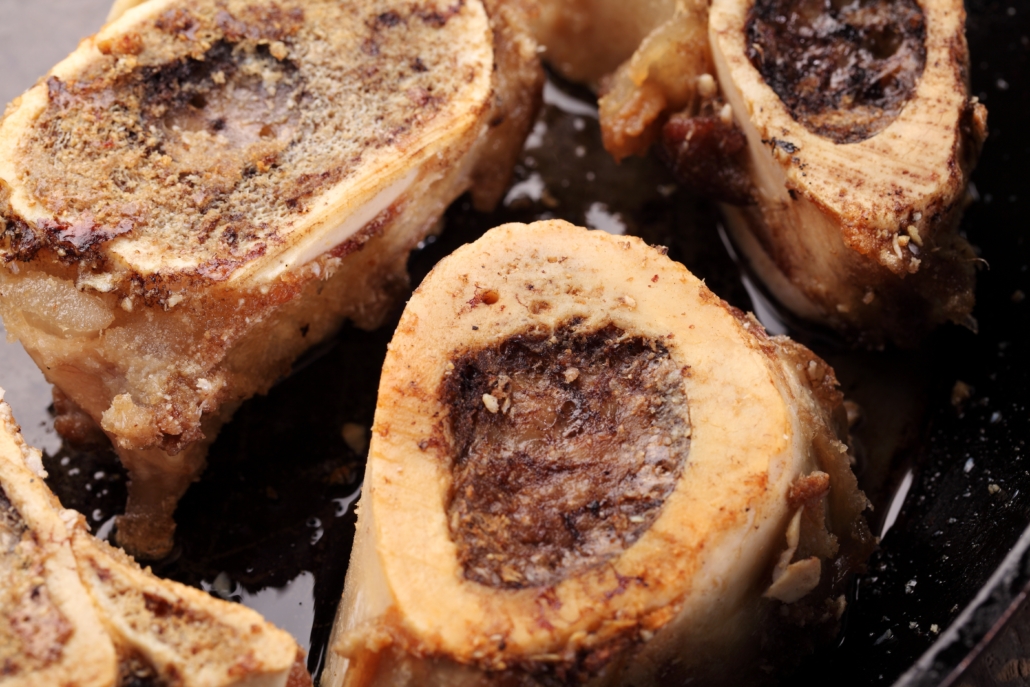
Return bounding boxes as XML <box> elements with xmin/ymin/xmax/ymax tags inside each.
<box><xmin>445</xmin><ymin>324</ymin><xmax>690</xmax><ymax>589</ymax></box>
<box><xmin>709</xmin><ymin>0</ymin><xmax>986</xmax><ymax>345</ymax></box>
<box><xmin>746</xmin><ymin>0</ymin><xmax>927</xmax><ymax>144</ymax></box>
<box><xmin>322</xmin><ymin>220</ymin><xmax>873</xmax><ymax>687</ymax></box>
<box><xmin>590</xmin><ymin>0</ymin><xmax>986</xmax><ymax>345</ymax></box>
<box><xmin>0</xmin><ymin>388</ymin><xmax>311</xmax><ymax>687</ymax></box>
<box><xmin>0</xmin><ymin>0</ymin><xmax>543</xmax><ymax>557</ymax></box>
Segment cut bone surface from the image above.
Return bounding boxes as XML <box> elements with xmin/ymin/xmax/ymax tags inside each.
<box><xmin>0</xmin><ymin>389</ymin><xmax>310</xmax><ymax>687</ymax></box>
<box><xmin>0</xmin><ymin>0</ymin><xmax>543</xmax><ymax>557</ymax></box>
<box><xmin>323</xmin><ymin>221</ymin><xmax>872</xmax><ymax>687</ymax></box>
<box><xmin>585</xmin><ymin>0</ymin><xmax>987</xmax><ymax>346</ymax></box>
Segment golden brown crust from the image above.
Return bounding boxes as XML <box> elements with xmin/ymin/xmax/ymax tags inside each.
<box><xmin>0</xmin><ymin>0</ymin><xmax>495</xmax><ymax>291</ymax></box>
<box><xmin>584</xmin><ymin>0</ymin><xmax>985</xmax><ymax>345</ymax></box>
<box><xmin>709</xmin><ymin>0</ymin><xmax>986</xmax><ymax>344</ymax></box>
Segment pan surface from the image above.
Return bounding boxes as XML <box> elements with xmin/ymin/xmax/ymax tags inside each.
<box><xmin>0</xmin><ymin>1</ymin><xmax>1025</xmax><ymax>684</ymax></box>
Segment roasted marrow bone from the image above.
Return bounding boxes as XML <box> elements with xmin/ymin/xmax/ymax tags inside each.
<box><xmin>0</xmin><ymin>0</ymin><xmax>542</xmax><ymax>557</ymax></box>
<box><xmin>708</xmin><ymin>0</ymin><xmax>986</xmax><ymax>346</ymax></box>
<box><xmin>323</xmin><ymin>221</ymin><xmax>873</xmax><ymax>686</ymax></box>
<box><xmin>0</xmin><ymin>389</ymin><xmax>310</xmax><ymax>687</ymax></box>
<box><xmin>595</xmin><ymin>0</ymin><xmax>987</xmax><ymax>346</ymax></box>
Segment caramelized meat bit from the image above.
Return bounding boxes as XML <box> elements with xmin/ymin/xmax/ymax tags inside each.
<box><xmin>444</xmin><ymin>324</ymin><xmax>690</xmax><ymax>589</ymax></box>
<box><xmin>51</xmin><ymin>388</ymin><xmax>109</xmax><ymax>449</ymax></box>
<box><xmin>660</xmin><ymin>113</ymin><xmax>754</xmax><ymax>205</ymax></box>
<box><xmin>746</xmin><ymin>0</ymin><xmax>926</xmax><ymax>143</ymax></box>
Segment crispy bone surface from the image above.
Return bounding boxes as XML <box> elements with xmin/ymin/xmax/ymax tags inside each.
<box><xmin>2</xmin><ymin>0</ymin><xmax>493</xmax><ymax>285</ymax></box>
<box><xmin>708</xmin><ymin>0</ymin><xmax>986</xmax><ymax>345</ymax></box>
<box><xmin>590</xmin><ymin>0</ymin><xmax>985</xmax><ymax>345</ymax></box>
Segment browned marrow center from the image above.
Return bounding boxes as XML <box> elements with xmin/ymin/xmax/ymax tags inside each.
<box><xmin>746</xmin><ymin>0</ymin><xmax>926</xmax><ymax>143</ymax></box>
<box><xmin>444</xmin><ymin>323</ymin><xmax>691</xmax><ymax>589</ymax></box>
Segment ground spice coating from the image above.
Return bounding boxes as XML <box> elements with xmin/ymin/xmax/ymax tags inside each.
<box><xmin>746</xmin><ymin>0</ymin><xmax>926</xmax><ymax>143</ymax></box>
<box><xmin>444</xmin><ymin>324</ymin><xmax>691</xmax><ymax>589</ymax></box>
<box><xmin>3</xmin><ymin>0</ymin><xmax>486</xmax><ymax>275</ymax></box>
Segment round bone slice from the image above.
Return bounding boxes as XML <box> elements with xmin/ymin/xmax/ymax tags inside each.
<box><xmin>324</xmin><ymin>220</ymin><xmax>873</xmax><ymax>686</ymax></box>
<box><xmin>0</xmin><ymin>390</ymin><xmax>309</xmax><ymax>687</ymax></box>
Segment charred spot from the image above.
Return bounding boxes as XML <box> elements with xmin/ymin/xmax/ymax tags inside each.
<box><xmin>7</xmin><ymin>212</ymin><xmax>134</xmax><ymax>262</ymax></box>
<box><xmin>416</xmin><ymin>0</ymin><xmax>466</xmax><ymax>28</ymax></box>
<box><xmin>1</xmin><ymin>215</ymin><xmax>43</xmax><ymax>262</ymax></box>
<box><xmin>1</xmin><ymin>487</ymin><xmax>28</xmax><ymax>546</ymax></box>
<box><xmin>376</xmin><ymin>11</ymin><xmax>403</xmax><ymax>28</ymax></box>
<box><xmin>142</xmin><ymin>593</ymin><xmax>177</xmax><ymax>618</ymax></box>
<box><xmin>138</xmin><ymin>40</ymin><xmax>299</xmax><ymax>128</ymax></box>
<box><xmin>443</xmin><ymin>324</ymin><xmax>691</xmax><ymax>589</ymax></box>
<box><xmin>767</xmin><ymin>137</ymin><xmax>799</xmax><ymax>154</ymax></box>
<box><xmin>215</xmin><ymin>4</ymin><xmax>304</xmax><ymax>42</ymax></box>
<box><xmin>155</xmin><ymin>8</ymin><xmax>199</xmax><ymax>40</ymax></box>
<box><xmin>747</xmin><ymin>0</ymin><xmax>927</xmax><ymax>143</ymax></box>
<box><xmin>411</xmin><ymin>57</ymin><xmax>428</xmax><ymax>73</ymax></box>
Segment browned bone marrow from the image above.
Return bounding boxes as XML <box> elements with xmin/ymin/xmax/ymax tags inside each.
<box><xmin>0</xmin><ymin>0</ymin><xmax>543</xmax><ymax>558</ymax></box>
<box><xmin>592</xmin><ymin>0</ymin><xmax>987</xmax><ymax>346</ymax></box>
<box><xmin>322</xmin><ymin>220</ymin><xmax>873</xmax><ymax>686</ymax></box>
<box><xmin>0</xmin><ymin>389</ymin><xmax>311</xmax><ymax>687</ymax></box>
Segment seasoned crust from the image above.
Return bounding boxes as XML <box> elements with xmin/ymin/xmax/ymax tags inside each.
<box><xmin>0</xmin><ymin>0</ymin><xmax>543</xmax><ymax>558</ymax></box>
<box><xmin>0</xmin><ymin>389</ymin><xmax>310</xmax><ymax>686</ymax></box>
<box><xmin>0</xmin><ymin>0</ymin><xmax>494</xmax><ymax>290</ymax></box>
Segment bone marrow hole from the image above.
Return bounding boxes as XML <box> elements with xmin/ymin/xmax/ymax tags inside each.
<box><xmin>443</xmin><ymin>324</ymin><xmax>691</xmax><ymax>589</ymax></box>
<box><xmin>746</xmin><ymin>0</ymin><xmax>927</xmax><ymax>143</ymax></box>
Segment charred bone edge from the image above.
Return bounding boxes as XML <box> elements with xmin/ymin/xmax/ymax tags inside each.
<box><xmin>0</xmin><ymin>389</ymin><xmax>310</xmax><ymax>687</ymax></box>
<box><xmin>0</xmin><ymin>0</ymin><xmax>543</xmax><ymax>558</ymax></box>
<box><xmin>708</xmin><ymin>0</ymin><xmax>987</xmax><ymax>347</ymax></box>
<box><xmin>321</xmin><ymin>221</ymin><xmax>873</xmax><ymax>687</ymax></box>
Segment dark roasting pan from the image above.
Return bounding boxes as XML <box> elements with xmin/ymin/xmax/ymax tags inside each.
<box><xmin>0</xmin><ymin>1</ymin><xmax>1026</xmax><ymax>684</ymax></box>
